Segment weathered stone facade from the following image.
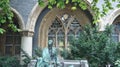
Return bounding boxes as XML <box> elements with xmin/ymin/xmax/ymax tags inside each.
<box><xmin>9</xmin><ymin>0</ymin><xmax>120</xmax><ymax>59</ymax></box>
<box><xmin>10</xmin><ymin>0</ymin><xmax>37</xmax><ymax>24</ymax></box>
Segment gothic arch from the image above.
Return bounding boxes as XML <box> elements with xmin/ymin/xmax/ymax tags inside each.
<box><xmin>0</xmin><ymin>7</ymin><xmax>24</xmax><ymax>56</ymax></box>
<box><xmin>38</xmin><ymin>5</ymin><xmax>92</xmax><ymax>48</ymax></box>
<box><xmin>11</xmin><ymin>8</ymin><xmax>25</xmax><ymax>30</ymax></box>
<box><xmin>104</xmin><ymin>8</ymin><xmax>120</xmax><ymax>43</ymax></box>
<box><xmin>107</xmin><ymin>8</ymin><xmax>120</xmax><ymax>25</ymax></box>
<box><xmin>26</xmin><ymin>0</ymin><xmax>93</xmax><ymax>32</ymax></box>
<box><xmin>26</xmin><ymin>2</ymin><xmax>48</xmax><ymax>31</ymax></box>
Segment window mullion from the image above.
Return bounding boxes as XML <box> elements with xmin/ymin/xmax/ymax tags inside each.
<box><xmin>64</xmin><ymin>28</ymin><xmax>68</xmax><ymax>48</ymax></box>
<box><xmin>118</xmin><ymin>32</ymin><xmax>120</xmax><ymax>42</ymax></box>
<box><xmin>55</xmin><ymin>31</ymin><xmax>58</xmax><ymax>48</ymax></box>
<box><xmin>13</xmin><ymin>34</ymin><xmax>15</xmax><ymax>55</ymax></box>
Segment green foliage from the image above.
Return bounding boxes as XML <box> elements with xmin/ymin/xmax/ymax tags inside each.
<box><xmin>38</xmin><ymin>0</ymin><xmax>87</xmax><ymax>10</ymax></box>
<box><xmin>115</xmin><ymin>42</ymin><xmax>120</xmax><ymax>58</ymax></box>
<box><xmin>115</xmin><ymin>59</ymin><xmax>120</xmax><ymax>67</ymax></box>
<box><xmin>38</xmin><ymin>0</ymin><xmax>120</xmax><ymax>24</ymax></box>
<box><xmin>21</xmin><ymin>48</ymin><xmax>42</xmax><ymax>67</ymax></box>
<box><xmin>34</xmin><ymin>48</ymin><xmax>42</xmax><ymax>58</ymax></box>
<box><xmin>22</xmin><ymin>58</ymin><xmax>31</xmax><ymax>67</ymax></box>
<box><xmin>21</xmin><ymin>49</ymin><xmax>32</xmax><ymax>67</ymax></box>
<box><xmin>114</xmin><ymin>42</ymin><xmax>120</xmax><ymax>67</ymax></box>
<box><xmin>63</xmin><ymin>24</ymin><xmax>120</xmax><ymax>67</ymax></box>
<box><xmin>0</xmin><ymin>56</ymin><xmax>21</xmax><ymax>67</ymax></box>
<box><xmin>60</xmin><ymin>48</ymin><xmax>70</xmax><ymax>59</ymax></box>
<box><xmin>0</xmin><ymin>0</ymin><xmax>19</xmax><ymax>34</ymax></box>
<box><xmin>38</xmin><ymin>0</ymin><xmax>45</xmax><ymax>7</ymax></box>
<box><xmin>0</xmin><ymin>28</ymin><xmax>5</xmax><ymax>34</ymax></box>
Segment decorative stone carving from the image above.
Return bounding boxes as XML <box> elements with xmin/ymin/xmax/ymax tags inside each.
<box><xmin>22</xmin><ymin>31</ymin><xmax>34</xmax><ymax>37</ymax></box>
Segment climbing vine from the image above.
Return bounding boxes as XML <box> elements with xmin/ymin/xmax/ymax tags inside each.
<box><xmin>38</xmin><ymin>0</ymin><xmax>120</xmax><ymax>23</ymax></box>
<box><xmin>0</xmin><ymin>0</ymin><xmax>120</xmax><ymax>34</ymax></box>
<box><xmin>0</xmin><ymin>0</ymin><xmax>18</xmax><ymax>34</ymax></box>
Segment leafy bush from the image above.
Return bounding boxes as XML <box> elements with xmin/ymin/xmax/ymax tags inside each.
<box><xmin>33</xmin><ymin>47</ymin><xmax>42</xmax><ymax>58</ymax></box>
<box><xmin>21</xmin><ymin>48</ymin><xmax>32</xmax><ymax>67</ymax></box>
<box><xmin>0</xmin><ymin>56</ymin><xmax>21</xmax><ymax>67</ymax></box>
<box><xmin>114</xmin><ymin>42</ymin><xmax>120</xmax><ymax>67</ymax></box>
<box><xmin>115</xmin><ymin>59</ymin><xmax>120</xmax><ymax>67</ymax></box>
<box><xmin>21</xmin><ymin>48</ymin><xmax>42</xmax><ymax>67</ymax></box>
<box><xmin>63</xmin><ymin>24</ymin><xmax>120</xmax><ymax>67</ymax></box>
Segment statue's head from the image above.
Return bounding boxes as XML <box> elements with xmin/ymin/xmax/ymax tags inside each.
<box><xmin>48</xmin><ymin>40</ymin><xmax>53</xmax><ymax>46</ymax></box>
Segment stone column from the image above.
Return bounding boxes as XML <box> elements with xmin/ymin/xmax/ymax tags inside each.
<box><xmin>20</xmin><ymin>31</ymin><xmax>34</xmax><ymax>65</ymax></box>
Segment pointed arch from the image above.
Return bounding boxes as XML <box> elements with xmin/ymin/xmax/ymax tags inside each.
<box><xmin>111</xmin><ymin>11</ymin><xmax>120</xmax><ymax>43</ymax></box>
<box><xmin>26</xmin><ymin>2</ymin><xmax>48</xmax><ymax>31</ymax></box>
<box><xmin>28</xmin><ymin>1</ymin><xmax>93</xmax><ymax>48</ymax></box>
<box><xmin>38</xmin><ymin>6</ymin><xmax>92</xmax><ymax>48</ymax></box>
<box><xmin>0</xmin><ymin>7</ymin><xmax>24</xmax><ymax>56</ymax></box>
<box><xmin>11</xmin><ymin>8</ymin><xmax>25</xmax><ymax>30</ymax></box>
<box><xmin>107</xmin><ymin>9</ymin><xmax>120</xmax><ymax>25</ymax></box>
<box><xmin>26</xmin><ymin>0</ymin><xmax>93</xmax><ymax>32</ymax></box>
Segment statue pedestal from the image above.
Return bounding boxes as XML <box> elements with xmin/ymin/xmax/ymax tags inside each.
<box><xmin>61</xmin><ymin>60</ymin><xmax>89</xmax><ymax>67</ymax></box>
<box><xmin>27</xmin><ymin>60</ymin><xmax>37</xmax><ymax>67</ymax></box>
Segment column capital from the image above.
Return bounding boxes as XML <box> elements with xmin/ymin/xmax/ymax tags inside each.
<box><xmin>21</xmin><ymin>31</ymin><xmax>34</xmax><ymax>37</ymax></box>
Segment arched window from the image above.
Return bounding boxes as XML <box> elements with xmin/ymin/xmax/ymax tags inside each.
<box><xmin>38</xmin><ymin>6</ymin><xmax>92</xmax><ymax>48</ymax></box>
<box><xmin>0</xmin><ymin>15</ymin><xmax>21</xmax><ymax>56</ymax></box>
<box><xmin>48</xmin><ymin>14</ymin><xmax>81</xmax><ymax>49</ymax></box>
<box><xmin>112</xmin><ymin>15</ymin><xmax>120</xmax><ymax>43</ymax></box>
<box><xmin>48</xmin><ymin>18</ymin><xmax>64</xmax><ymax>47</ymax></box>
<box><xmin>112</xmin><ymin>23</ymin><xmax>120</xmax><ymax>42</ymax></box>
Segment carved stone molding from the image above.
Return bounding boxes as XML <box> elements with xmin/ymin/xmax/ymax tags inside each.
<box><xmin>21</xmin><ymin>31</ymin><xmax>34</xmax><ymax>37</ymax></box>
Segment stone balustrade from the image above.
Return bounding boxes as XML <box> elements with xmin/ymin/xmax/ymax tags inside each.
<box><xmin>27</xmin><ymin>59</ymin><xmax>89</xmax><ymax>67</ymax></box>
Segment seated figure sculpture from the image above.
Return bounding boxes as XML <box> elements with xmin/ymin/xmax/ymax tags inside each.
<box><xmin>36</xmin><ymin>40</ymin><xmax>61</xmax><ymax>67</ymax></box>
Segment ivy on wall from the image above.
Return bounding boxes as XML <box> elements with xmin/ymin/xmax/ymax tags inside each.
<box><xmin>0</xmin><ymin>0</ymin><xmax>120</xmax><ymax>34</ymax></box>
<box><xmin>0</xmin><ymin>0</ymin><xmax>19</xmax><ymax>34</ymax></box>
<box><xmin>38</xmin><ymin>0</ymin><xmax>120</xmax><ymax>23</ymax></box>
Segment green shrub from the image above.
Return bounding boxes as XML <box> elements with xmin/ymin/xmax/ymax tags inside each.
<box><xmin>62</xmin><ymin>24</ymin><xmax>120</xmax><ymax>67</ymax></box>
<box><xmin>115</xmin><ymin>59</ymin><xmax>120</xmax><ymax>67</ymax></box>
<box><xmin>33</xmin><ymin>47</ymin><xmax>42</xmax><ymax>58</ymax></box>
<box><xmin>0</xmin><ymin>56</ymin><xmax>21</xmax><ymax>67</ymax></box>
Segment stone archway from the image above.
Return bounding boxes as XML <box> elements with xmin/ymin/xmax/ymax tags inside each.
<box><xmin>107</xmin><ymin>9</ymin><xmax>120</xmax><ymax>25</ymax></box>
<box><xmin>27</xmin><ymin>1</ymin><xmax>93</xmax><ymax>49</ymax></box>
<box><xmin>38</xmin><ymin>5</ymin><xmax>92</xmax><ymax>48</ymax></box>
<box><xmin>111</xmin><ymin>15</ymin><xmax>120</xmax><ymax>42</ymax></box>
<box><xmin>26</xmin><ymin>0</ymin><xmax>93</xmax><ymax>32</ymax></box>
<box><xmin>0</xmin><ymin>7</ymin><xmax>24</xmax><ymax>56</ymax></box>
<box><xmin>11</xmin><ymin>8</ymin><xmax>25</xmax><ymax>30</ymax></box>
<box><xmin>100</xmin><ymin>8</ymin><xmax>120</xmax><ymax>43</ymax></box>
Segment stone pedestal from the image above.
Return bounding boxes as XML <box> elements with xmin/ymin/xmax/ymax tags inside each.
<box><xmin>27</xmin><ymin>60</ymin><xmax>37</xmax><ymax>67</ymax></box>
<box><xmin>62</xmin><ymin>60</ymin><xmax>89</xmax><ymax>67</ymax></box>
